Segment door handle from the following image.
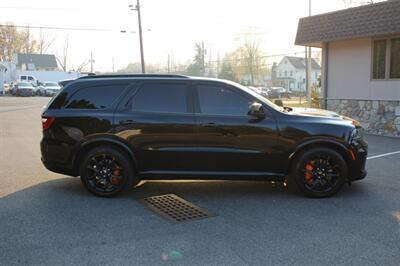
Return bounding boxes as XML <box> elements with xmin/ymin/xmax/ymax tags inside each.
<box><xmin>119</xmin><ymin>119</ymin><xmax>134</xmax><ymax>125</ymax></box>
<box><xmin>201</xmin><ymin>122</ymin><xmax>216</xmax><ymax>126</ymax></box>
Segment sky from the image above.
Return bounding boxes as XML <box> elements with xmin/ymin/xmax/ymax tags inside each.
<box><xmin>0</xmin><ymin>0</ymin><xmax>385</xmax><ymax>72</ymax></box>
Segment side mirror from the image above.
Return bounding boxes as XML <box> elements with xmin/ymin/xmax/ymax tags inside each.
<box><xmin>248</xmin><ymin>102</ymin><xmax>265</xmax><ymax>119</ymax></box>
<box><xmin>274</xmin><ymin>99</ymin><xmax>283</xmax><ymax>107</ymax></box>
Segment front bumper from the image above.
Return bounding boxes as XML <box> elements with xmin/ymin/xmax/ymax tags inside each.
<box><xmin>16</xmin><ymin>90</ymin><xmax>34</xmax><ymax>96</ymax></box>
<box><xmin>349</xmin><ymin>138</ymin><xmax>368</xmax><ymax>181</ymax></box>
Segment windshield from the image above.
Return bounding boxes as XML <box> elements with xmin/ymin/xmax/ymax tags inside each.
<box><xmin>45</xmin><ymin>82</ymin><xmax>59</xmax><ymax>87</ymax></box>
<box><xmin>224</xmin><ymin>80</ymin><xmax>284</xmax><ymax>112</ymax></box>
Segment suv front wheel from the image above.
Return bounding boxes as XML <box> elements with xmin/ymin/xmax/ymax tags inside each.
<box><xmin>290</xmin><ymin>147</ymin><xmax>347</xmax><ymax>198</ymax></box>
<box><xmin>79</xmin><ymin>146</ymin><xmax>135</xmax><ymax>197</ymax></box>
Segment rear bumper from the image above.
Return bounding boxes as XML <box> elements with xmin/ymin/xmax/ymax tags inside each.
<box><xmin>40</xmin><ymin>138</ymin><xmax>77</xmax><ymax>176</ymax></box>
<box><xmin>41</xmin><ymin>157</ymin><xmax>76</xmax><ymax>176</ymax></box>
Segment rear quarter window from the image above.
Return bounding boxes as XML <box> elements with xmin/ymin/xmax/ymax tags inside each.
<box><xmin>65</xmin><ymin>84</ymin><xmax>127</xmax><ymax>109</ymax></box>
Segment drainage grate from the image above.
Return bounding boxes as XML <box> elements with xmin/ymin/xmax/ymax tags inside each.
<box><xmin>140</xmin><ymin>194</ymin><xmax>215</xmax><ymax>223</ymax></box>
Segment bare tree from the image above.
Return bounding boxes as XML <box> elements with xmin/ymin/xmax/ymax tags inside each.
<box><xmin>73</xmin><ymin>59</ymin><xmax>90</xmax><ymax>72</ymax></box>
<box><xmin>38</xmin><ymin>29</ymin><xmax>55</xmax><ymax>54</ymax></box>
<box><xmin>0</xmin><ymin>24</ymin><xmax>23</xmax><ymax>61</ymax></box>
<box><xmin>0</xmin><ymin>23</ymin><xmax>39</xmax><ymax>60</ymax></box>
<box><xmin>21</xmin><ymin>27</ymin><xmax>38</xmax><ymax>54</ymax></box>
<box><xmin>56</xmin><ymin>37</ymin><xmax>69</xmax><ymax>71</ymax></box>
<box><xmin>230</xmin><ymin>33</ymin><xmax>267</xmax><ymax>86</ymax></box>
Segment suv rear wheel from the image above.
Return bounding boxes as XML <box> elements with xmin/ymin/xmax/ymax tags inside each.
<box><xmin>79</xmin><ymin>146</ymin><xmax>135</xmax><ymax>197</ymax></box>
<box><xmin>290</xmin><ymin>147</ymin><xmax>347</xmax><ymax>198</ymax></box>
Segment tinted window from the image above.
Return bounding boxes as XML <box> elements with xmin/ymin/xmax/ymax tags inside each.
<box><xmin>65</xmin><ymin>84</ymin><xmax>127</xmax><ymax>109</ymax></box>
<box><xmin>132</xmin><ymin>83</ymin><xmax>187</xmax><ymax>113</ymax></box>
<box><xmin>197</xmin><ymin>84</ymin><xmax>251</xmax><ymax>116</ymax></box>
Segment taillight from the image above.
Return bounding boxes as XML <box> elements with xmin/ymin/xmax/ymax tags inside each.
<box><xmin>42</xmin><ymin>117</ymin><xmax>55</xmax><ymax>130</ymax></box>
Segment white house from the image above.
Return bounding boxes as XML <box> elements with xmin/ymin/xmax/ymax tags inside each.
<box><xmin>273</xmin><ymin>56</ymin><xmax>321</xmax><ymax>92</ymax></box>
<box><xmin>296</xmin><ymin>0</ymin><xmax>400</xmax><ymax>136</ymax></box>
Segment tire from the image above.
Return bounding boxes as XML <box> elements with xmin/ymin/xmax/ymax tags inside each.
<box><xmin>79</xmin><ymin>146</ymin><xmax>137</xmax><ymax>197</ymax></box>
<box><xmin>290</xmin><ymin>147</ymin><xmax>347</xmax><ymax>198</ymax></box>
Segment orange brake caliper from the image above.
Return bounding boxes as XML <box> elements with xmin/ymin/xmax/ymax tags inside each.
<box><xmin>304</xmin><ymin>163</ymin><xmax>314</xmax><ymax>184</ymax></box>
<box><xmin>110</xmin><ymin>167</ymin><xmax>121</xmax><ymax>185</ymax></box>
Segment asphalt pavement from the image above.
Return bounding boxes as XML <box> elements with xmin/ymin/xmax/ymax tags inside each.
<box><xmin>1</xmin><ymin>97</ymin><xmax>399</xmax><ymax>265</ymax></box>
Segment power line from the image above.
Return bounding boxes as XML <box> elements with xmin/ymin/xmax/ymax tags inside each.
<box><xmin>209</xmin><ymin>51</ymin><xmax>321</xmax><ymax>64</ymax></box>
<box><xmin>0</xmin><ymin>23</ymin><xmax>135</xmax><ymax>33</ymax></box>
<box><xmin>0</xmin><ymin>6</ymin><xmax>82</xmax><ymax>10</ymax></box>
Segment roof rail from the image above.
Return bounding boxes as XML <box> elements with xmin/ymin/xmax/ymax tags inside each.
<box><xmin>78</xmin><ymin>74</ymin><xmax>189</xmax><ymax>79</ymax></box>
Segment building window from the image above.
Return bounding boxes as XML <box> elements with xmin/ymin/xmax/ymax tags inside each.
<box><xmin>372</xmin><ymin>40</ymin><xmax>386</xmax><ymax>79</ymax></box>
<box><xmin>284</xmin><ymin>70</ymin><xmax>287</xmax><ymax>77</ymax></box>
<box><xmin>390</xmin><ymin>38</ymin><xmax>400</xmax><ymax>78</ymax></box>
<box><xmin>290</xmin><ymin>71</ymin><xmax>293</xmax><ymax>77</ymax></box>
<box><xmin>372</xmin><ymin>37</ymin><xmax>400</xmax><ymax>79</ymax></box>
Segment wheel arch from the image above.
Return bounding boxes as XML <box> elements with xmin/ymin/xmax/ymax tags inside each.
<box><xmin>72</xmin><ymin>137</ymin><xmax>138</xmax><ymax>176</ymax></box>
<box><xmin>286</xmin><ymin>139</ymin><xmax>353</xmax><ymax>175</ymax></box>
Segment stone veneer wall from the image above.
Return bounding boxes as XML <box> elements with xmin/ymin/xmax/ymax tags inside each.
<box><xmin>326</xmin><ymin>100</ymin><xmax>400</xmax><ymax>137</ymax></box>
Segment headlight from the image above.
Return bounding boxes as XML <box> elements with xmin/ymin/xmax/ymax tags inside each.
<box><xmin>351</xmin><ymin>128</ymin><xmax>363</xmax><ymax>141</ymax></box>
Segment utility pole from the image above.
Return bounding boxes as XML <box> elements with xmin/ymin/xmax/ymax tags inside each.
<box><xmin>129</xmin><ymin>0</ymin><xmax>145</xmax><ymax>73</ymax></box>
<box><xmin>167</xmin><ymin>54</ymin><xmax>170</xmax><ymax>73</ymax></box>
<box><xmin>202</xmin><ymin>41</ymin><xmax>205</xmax><ymax>76</ymax></box>
<box><xmin>216</xmin><ymin>52</ymin><xmax>220</xmax><ymax>78</ymax></box>
<box><xmin>112</xmin><ymin>57</ymin><xmax>115</xmax><ymax>72</ymax></box>
<box><xmin>90</xmin><ymin>52</ymin><xmax>94</xmax><ymax>73</ymax></box>
<box><xmin>208</xmin><ymin>46</ymin><xmax>212</xmax><ymax>77</ymax></box>
<box><xmin>306</xmin><ymin>0</ymin><xmax>312</xmax><ymax>107</ymax></box>
<box><xmin>137</xmin><ymin>0</ymin><xmax>145</xmax><ymax>74</ymax></box>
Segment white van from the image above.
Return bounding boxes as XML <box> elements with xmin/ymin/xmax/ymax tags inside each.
<box><xmin>18</xmin><ymin>75</ymin><xmax>39</xmax><ymax>86</ymax></box>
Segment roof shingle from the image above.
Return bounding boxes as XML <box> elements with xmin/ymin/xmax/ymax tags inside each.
<box><xmin>16</xmin><ymin>53</ymin><xmax>58</xmax><ymax>69</ymax></box>
<box><xmin>285</xmin><ymin>56</ymin><xmax>321</xmax><ymax>70</ymax></box>
<box><xmin>295</xmin><ymin>0</ymin><xmax>400</xmax><ymax>47</ymax></box>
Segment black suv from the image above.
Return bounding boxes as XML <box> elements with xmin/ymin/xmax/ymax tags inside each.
<box><xmin>41</xmin><ymin>74</ymin><xmax>367</xmax><ymax>197</ymax></box>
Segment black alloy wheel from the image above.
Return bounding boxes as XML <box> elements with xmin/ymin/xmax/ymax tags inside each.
<box><xmin>80</xmin><ymin>146</ymin><xmax>135</xmax><ymax>197</ymax></box>
<box><xmin>291</xmin><ymin>147</ymin><xmax>347</xmax><ymax>198</ymax></box>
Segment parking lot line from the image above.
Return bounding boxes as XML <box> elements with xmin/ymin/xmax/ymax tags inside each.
<box><xmin>367</xmin><ymin>151</ymin><xmax>400</xmax><ymax>160</ymax></box>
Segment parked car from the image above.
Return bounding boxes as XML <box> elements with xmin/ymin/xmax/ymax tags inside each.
<box><xmin>248</xmin><ymin>86</ymin><xmax>269</xmax><ymax>98</ymax></box>
<box><xmin>41</xmin><ymin>74</ymin><xmax>367</xmax><ymax>198</ymax></box>
<box><xmin>37</xmin><ymin>81</ymin><xmax>62</xmax><ymax>96</ymax></box>
<box><xmin>14</xmin><ymin>82</ymin><xmax>35</xmax><ymax>96</ymax></box>
<box><xmin>259</xmin><ymin>87</ymin><xmax>269</xmax><ymax>98</ymax></box>
<box><xmin>268</xmin><ymin>87</ymin><xmax>292</xmax><ymax>99</ymax></box>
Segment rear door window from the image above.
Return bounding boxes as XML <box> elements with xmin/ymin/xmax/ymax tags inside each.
<box><xmin>131</xmin><ymin>83</ymin><xmax>188</xmax><ymax>113</ymax></box>
<box><xmin>65</xmin><ymin>84</ymin><xmax>127</xmax><ymax>109</ymax></box>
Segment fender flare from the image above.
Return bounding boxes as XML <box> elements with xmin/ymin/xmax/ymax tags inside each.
<box><xmin>286</xmin><ymin>138</ymin><xmax>353</xmax><ymax>174</ymax></box>
<box><xmin>73</xmin><ymin>135</ymin><xmax>138</xmax><ymax>174</ymax></box>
